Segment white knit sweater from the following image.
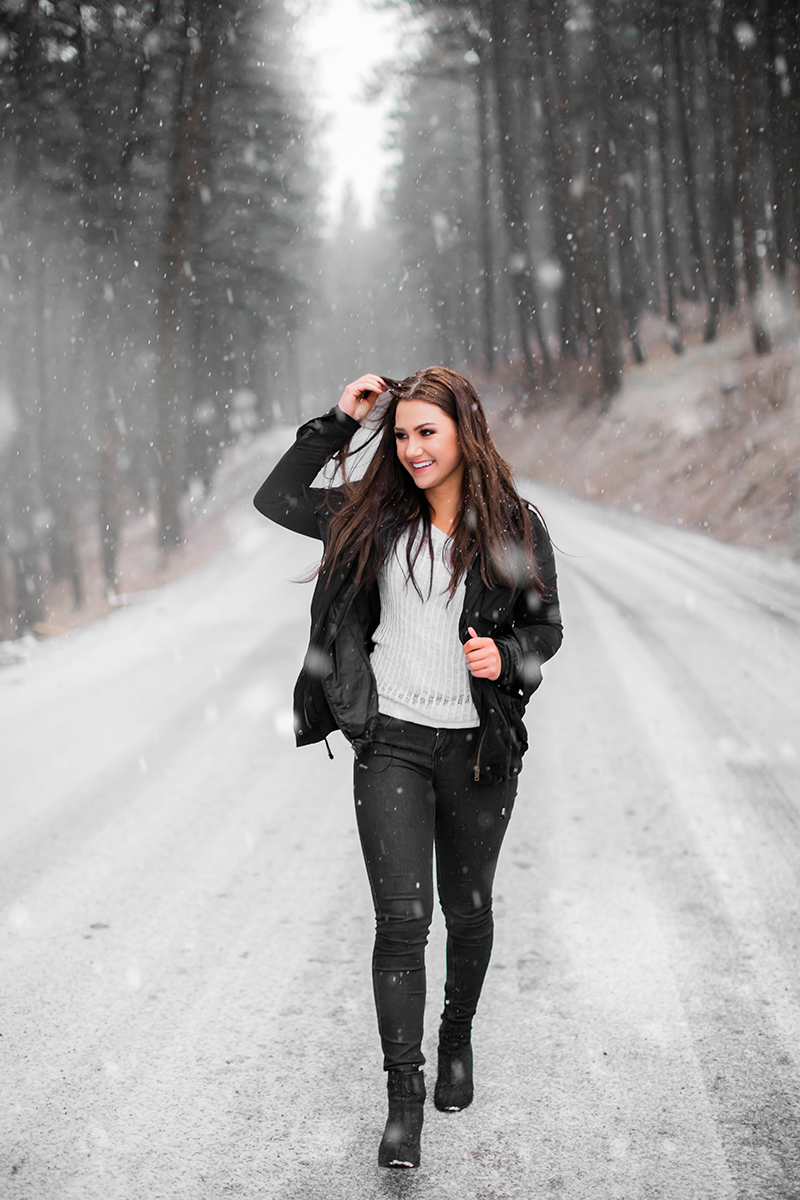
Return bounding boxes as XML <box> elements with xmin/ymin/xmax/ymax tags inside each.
<box><xmin>370</xmin><ymin>524</ymin><xmax>480</xmax><ymax>729</ymax></box>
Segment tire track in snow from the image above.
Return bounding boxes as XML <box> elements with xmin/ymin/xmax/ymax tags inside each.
<box><xmin>571</xmin><ymin>564</ymin><xmax>800</xmax><ymax>879</ymax></box>
<box><xmin>563</xmin><ymin>556</ymin><xmax>800</xmax><ymax>1198</ymax></box>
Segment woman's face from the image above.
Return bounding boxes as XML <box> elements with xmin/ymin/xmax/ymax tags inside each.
<box><xmin>393</xmin><ymin>399</ymin><xmax>464</xmax><ymax>494</ymax></box>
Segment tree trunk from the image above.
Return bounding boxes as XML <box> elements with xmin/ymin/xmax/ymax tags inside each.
<box><xmin>155</xmin><ymin>0</ymin><xmax>220</xmax><ymax>548</ymax></box>
<box><xmin>619</xmin><ymin>175</ymin><xmax>647</xmax><ymax>364</ymax></box>
<box><xmin>41</xmin><ymin>305</ymin><xmax>84</xmax><ymax>610</ymax></box>
<box><xmin>7</xmin><ymin>0</ymin><xmax>45</xmax><ymax>633</ymax></box>
<box><xmin>75</xmin><ymin>0</ymin><xmax>161</xmax><ymax>589</ymax></box>
<box><xmin>589</xmin><ymin>8</ymin><xmax>624</xmax><ymax>403</ymax></box>
<box><xmin>487</xmin><ymin>0</ymin><xmax>549</xmax><ymax>391</ymax></box>
<box><xmin>474</xmin><ymin>45</ymin><xmax>496</xmax><ymax>373</ymax></box>
<box><xmin>705</xmin><ymin>5</ymin><xmax>738</xmax><ymax>312</ymax></box>
<box><xmin>535</xmin><ymin>0</ymin><xmax>580</xmax><ymax>361</ymax></box>
<box><xmin>36</xmin><ymin>253</ymin><xmax>83</xmax><ymax>609</ymax></box>
<box><xmin>8</xmin><ymin>257</ymin><xmax>46</xmax><ymax>633</ymax></box>
<box><xmin>657</xmin><ymin>0</ymin><xmax>685</xmax><ymax>354</ymax></box>
<box><xmin>725</xmin><ymin>0</ymin><xmax>771</xmax><ymax>354</ymax></box>
<box><xmin>674</xmin><ymin>6</ymin><xmax>719</xmax><ymax>339</ymax></box>
<box><xmin>637</xmin><ymin>111</ymin><xmax>662</xmax><ymax>311</ymax></box>
<box><xmin>765</xmin><ymin>0</ymin><xmax>798</xmax><ymax>278</ymax></box>
<box><xmin>787</xmin><ymin>13</ymin><xmax>800</xmax><ymax>267</ymax></box>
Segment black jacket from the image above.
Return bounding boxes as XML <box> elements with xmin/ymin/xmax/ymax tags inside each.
<box><xmin>253</xmin><ymin>406</ymin><xmax>563</xmax><ymax>782</ymax></box>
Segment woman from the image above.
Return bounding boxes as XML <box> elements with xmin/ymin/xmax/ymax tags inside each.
<box><xmin>254</xmin><ymin>368</ymin><xmax>562</xmax><ymax>1169</ymax></box>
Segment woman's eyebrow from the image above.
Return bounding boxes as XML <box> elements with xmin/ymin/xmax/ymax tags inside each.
<box><xmin>394</xmin><ymin>422</ymin><xmax>438</xmax><ymax>432</ymax></box>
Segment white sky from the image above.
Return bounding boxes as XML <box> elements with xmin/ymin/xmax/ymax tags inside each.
<box><xmin>295</xmin><ymin>0</ymin><xmax>405</xmax><ymax>230</ymax></box>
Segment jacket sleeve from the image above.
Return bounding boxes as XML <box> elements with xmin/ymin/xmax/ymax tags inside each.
<box><xmin>253</xmin><ymin>406</ymin><xmax>361</xmax><ymax>540</ymax></box>
<box><xmin>494</xmin><ymin>510</ymin><xmax>563</xmax><ymax>699</ymax></box>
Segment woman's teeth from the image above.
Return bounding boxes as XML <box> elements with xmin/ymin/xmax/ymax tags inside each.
<box><xmin>412</xmin><ymin>460</ymin><xmax>433</xmax><ymax>470</ymax></box>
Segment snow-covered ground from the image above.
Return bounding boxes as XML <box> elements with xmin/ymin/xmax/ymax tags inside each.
<box><xmin>2</xmin><ymin>471</ymin><xmax>800</xmax><ymax>1199</ymax></box>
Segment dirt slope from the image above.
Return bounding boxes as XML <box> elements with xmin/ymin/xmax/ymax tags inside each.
<box><xmin>490</xmin><ymin>302</ymin><xmax>800</xmax><ymax>562</ymax></box>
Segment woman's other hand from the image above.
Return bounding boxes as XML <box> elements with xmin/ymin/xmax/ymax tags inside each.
<box><xmin>464</xmin><ymin>627</ymin><xmax>502</xmax><ymax>681</ymax></box>
<box><xmin>338</xmin><ymin>374</ymin><xmax>387</xmax><ymax>423</ymax></box>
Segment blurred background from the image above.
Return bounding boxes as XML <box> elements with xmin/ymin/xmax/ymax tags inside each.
<box><xmin>0</xmin><ymin>0</ymin><xmax>798</xmax><ymax>640</ymax></box>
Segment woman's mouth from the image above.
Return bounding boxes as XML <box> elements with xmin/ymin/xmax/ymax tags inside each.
<box><xmin>411</xmin><ymin>460</ymin><xmax>434</xmax><ymax>472</ymax></box>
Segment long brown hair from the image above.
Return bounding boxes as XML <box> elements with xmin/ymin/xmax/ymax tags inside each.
<box><xmin>320</xmin><ymin>366</ymin><xmax>545</xmax><ymax>598</ymax></box>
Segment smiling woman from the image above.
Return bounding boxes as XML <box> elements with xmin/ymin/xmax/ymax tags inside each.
<box><xmin>252</xmin><ymin>367</ymin><xmax>563</xmax><ymax>1169</ymax></box>
<box><xmin>393</xmin><ymin>400</ymin><xmax>465</xmax><ymax>527</ymax></box>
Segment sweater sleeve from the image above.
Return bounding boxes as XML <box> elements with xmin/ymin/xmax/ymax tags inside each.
<box><xmin>253</xmin><ymin>406</ymin><xmax>361</xmax><ymax>540</ymax></box>
<box><xmin>494</xmin><ymin>510</ymin><xmax>563</xmax><ymax>698</ymax></box>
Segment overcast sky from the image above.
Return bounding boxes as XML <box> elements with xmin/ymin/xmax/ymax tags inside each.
<box><xmin>296</xmin><ymin>0</ymin><xmax>405</xmax><ymax>230</ymax></box>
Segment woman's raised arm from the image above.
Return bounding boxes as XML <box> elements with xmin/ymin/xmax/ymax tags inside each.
<box><xmin>253</xmin><ymin>405</ymin><xmax>360</xmax><ymax>539</ymax></box>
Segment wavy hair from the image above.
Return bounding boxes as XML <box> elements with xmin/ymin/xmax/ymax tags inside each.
<box><xmin>319</xmin><ymin>366</ymin><xmax>545</xmax><ymax>599</ymax></box>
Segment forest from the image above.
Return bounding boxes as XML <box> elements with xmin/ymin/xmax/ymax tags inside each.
<box><xmin>0</xmin><ymin>0</ymin><xmax>314</xmax><ymax>636</ymax></box>
<box><xmin>1</xmin><ymin>0</ymin><xmax>798</xmax><ymax>638</ymax></box>
<box><xmin>330</xmin><ymin>0</ymin><xmax>799</xmax><ymax>385</ymax></box>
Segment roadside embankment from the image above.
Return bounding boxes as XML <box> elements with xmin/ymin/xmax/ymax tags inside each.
<box><xmin>491</xmin><ymin>304</ymin><xmax>800</xmax><ymax>562</ymax></box>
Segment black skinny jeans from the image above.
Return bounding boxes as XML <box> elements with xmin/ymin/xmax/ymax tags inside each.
<box><xmin>354</xmin><ymin>713</ymin><xmax>517</xmax><ymax>1071</ymax></box>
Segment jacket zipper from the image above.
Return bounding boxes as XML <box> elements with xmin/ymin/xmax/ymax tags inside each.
<box><xmin>473</xmin><ymin>708</ymin><xmax>495</xmax><ymax>781</ymax></box>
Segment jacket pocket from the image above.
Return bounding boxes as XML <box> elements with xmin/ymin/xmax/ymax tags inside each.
<box><xmin>293</xmin><ymin>666</ymin><xmax>334</xmax><ymax>742</ymax></box>
<box><xmin>473</xmin><ymin>685</ymin><xmax>528</xmax><ymax>783</ymax></box>
<box><xmin>478</xmin><ymin>584</ymin><xmax>516</xmax><ymax>627</ymax></box>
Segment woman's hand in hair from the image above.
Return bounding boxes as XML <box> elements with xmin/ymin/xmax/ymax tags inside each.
<box><xmin>464</xmin><ymin>626</ymin><xmax>502</xmax><ymax>681</ymax></box>
<box><xmin>338</xmin><ymin>374</ymin><xmax>387</xmax><ymax>423</ymax></box>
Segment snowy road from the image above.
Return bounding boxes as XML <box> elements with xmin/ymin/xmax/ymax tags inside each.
<box><xmin>2</xmin><ymin>480</ymin><xmax>800</xmax><ymax>1200</ymax></box>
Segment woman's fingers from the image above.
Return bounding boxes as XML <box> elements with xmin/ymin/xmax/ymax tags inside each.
<box><xmin>352</xmin><ymin>391</ymin><xmax>380</xmax><ymax>421</ymax></box>
<box><xmin>338</xmin><ymin>374</ymin><xmax>387</xmax><ymax>421</ymax></box>
<box><xmin>464</xmin><ymin>627</ymin><xmax>501</xmax><ymax>681</ymax></box>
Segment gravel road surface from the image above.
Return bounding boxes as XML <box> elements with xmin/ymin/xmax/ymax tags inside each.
<box><xmin>2</xmin><ymin>484</ymin><xmax>800</xmax><ymax>1200</ymax></box>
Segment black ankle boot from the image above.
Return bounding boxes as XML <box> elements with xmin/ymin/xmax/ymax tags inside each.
<box><xmin>434</xmin><ymin>1020</ymin><xmax>473</xmax><ymax>1112</ymax></box>
<box><xmin>378</xmin><ymin>1069</ymin><xmax>426</xmax><ymax>1168</ymax></box>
